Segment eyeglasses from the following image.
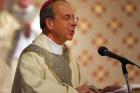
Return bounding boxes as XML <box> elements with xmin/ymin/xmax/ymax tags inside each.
<box><xmin>47</xmin><ymin>15</ymin><xmax>79</xmax><ymax>22</ymax></box>
<box><xmin>60</xmin><ymin>15</ymin><xmax>79</xmax><ymax>22</ymax></box>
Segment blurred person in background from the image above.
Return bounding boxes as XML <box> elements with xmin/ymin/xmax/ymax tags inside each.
<box><xmin>11</xmin><ymin>21</ymin><xmax>38</xmax><ymax>78</ymax></box>
<box><xmin>11</xmin><ymin>0</ymin><xmax>41</xmax><ymax>79</ymax></box>
<box><xmin>0</xmin><ymin>0</ymin><xmax>20</xmax><ymax>92</ymax></box>
<box><xmin>12</xmin><ymin>0</ymin><xmax>41</xmax><ymax>34</ymax></box>
<box><xmin>0</xmin><ymin>0</ymin><xmax>20</xmax><ymax>66</ymax></box>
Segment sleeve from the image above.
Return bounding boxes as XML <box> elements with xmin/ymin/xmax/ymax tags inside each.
<box><xmin>18</xmin><ymin>52</ymin><xmax>78</xmax><ymax>93</ymax></box>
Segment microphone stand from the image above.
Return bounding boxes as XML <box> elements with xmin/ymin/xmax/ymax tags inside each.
<box><xmin>122</xmin><ymin>62</ymin><xmax>140</xmax><ymax>93</ymax></box>
<box><xmin>121</xmin><ymin>63</ymin><xmax>131</xmax><ymax>93</ymax></box>
<box><xmin>134</xmin><ymin>63</ymin><xmax>140</xmax><ymax>69</ymax></box>
<box><xmin>121</xmin><ymin>58</ymin><xmax>140</xmax><ymax>93</ymax></box>
<box><xmin>115</xmin><ymin>55</ymin><xmax>140</xmax><ymax>93</ymax></box>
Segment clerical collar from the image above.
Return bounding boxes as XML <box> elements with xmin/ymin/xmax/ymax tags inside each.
<box><xmin>47</xmin><ymin>36</ymin><xmax>64</xmax><ymax>55</ymax></box>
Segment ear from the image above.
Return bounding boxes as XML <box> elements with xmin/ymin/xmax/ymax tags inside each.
<box><xmin>45</xmin><ymin>18</ymin><xmax>53</xmax><ymax>30</ymax></box>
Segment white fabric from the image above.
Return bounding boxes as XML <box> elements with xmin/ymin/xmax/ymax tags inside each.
<box><xmin>13</xmin><ymin>31</ymin><xmax>36</xmax><ymax>59</ymax></box>
<box><xmin>47</xmin><ymin>36</ymin><xmax>64</xmax><ymax>55</ymax></box>
<box><xmin>31</xmin><ymin>16</ymin><xmax>42</xmax><ymax>35</ymax></box>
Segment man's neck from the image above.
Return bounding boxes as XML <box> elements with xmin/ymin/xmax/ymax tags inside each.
<box><xmin>43</xmin><ymin>31</ymin><xmax>65</xmax><ymax>45</ymax></box>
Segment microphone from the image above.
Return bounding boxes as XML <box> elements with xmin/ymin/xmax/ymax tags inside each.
<box><xmin>98</xmin><ymin>46</ymin><xmax>140</xmax><ymax>93</ymax></box>
<box><xmin>98</xmin><ymin>46</ymin><xmax>135</xmax><ymax>65</ymax></box>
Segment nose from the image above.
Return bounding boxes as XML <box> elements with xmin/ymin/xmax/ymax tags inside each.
<box><xmin>70</xmin><ymin>20</ymin><xmax>78</xmax><ymax>27</ymax></box>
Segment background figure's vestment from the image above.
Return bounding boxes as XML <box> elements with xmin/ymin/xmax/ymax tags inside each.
<box><xmin>12</xmin><ymin>33</ymin><xmax>85</xmax><ymax>93</ymax></box>
<box><xmin>0</xmin><ymin>59</ymin><xmax>12</xmax><ymax>93</ymax></box>
<box><xmin>0</xmin><ymin>10</ymin><xmax>20</xmax><ymax>65</ymax></box>
<box><xmin>11</xmin><ymin>29</ymin><xmax>37</xmax><ymax>82</ymax></box>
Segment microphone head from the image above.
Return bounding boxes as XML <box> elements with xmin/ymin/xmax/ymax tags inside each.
<box><xmin>98</xmin><ymin>46</ymin><xmax>108</xmax><ymax>56</ymax></box>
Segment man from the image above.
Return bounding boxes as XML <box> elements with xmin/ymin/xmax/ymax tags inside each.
<box><xmin>0</xmin><ymin>0</ymin><xmax>20</xmax><ymax>92</ymax></box>
<box><xmin>12</xmin><ymin>0</ymin><xmax>120</xmax><ymax>93</ymax></box>
<box><xmin>11</xmin><ymin>0</ymin><xmax>40</xmax><ymax>79</ymax></box>
<box><xmin>12</xmin><ymin>0</ymin><xmax>97</xmax><ymax>93</ymax></box>
<box><xmin>11</xmin><ymin>21</ymin><xmax>37</xmax><ymax>82</ymax></box>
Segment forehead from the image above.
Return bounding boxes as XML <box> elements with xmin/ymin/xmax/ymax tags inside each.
<box><xmin>53</xmin><ymin>1</ymin><xmax>74</xmax><ymax>16</ymax></box>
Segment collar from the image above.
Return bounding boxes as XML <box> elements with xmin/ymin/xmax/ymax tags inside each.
<box><xmin>33</xmin><ymin>33</ymin><xmax>64</xmax><ymax>55</ymax></box>
<box><xmin>47</xmin><ymin>36</ymin><xmax>64</xmax><ymax>55</ymax></box>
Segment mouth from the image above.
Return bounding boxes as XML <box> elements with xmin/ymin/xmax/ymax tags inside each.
<box><xmin>69</xmin><ymin>30</ymin><xmax>75</xmax><ymax>35</ymax></box>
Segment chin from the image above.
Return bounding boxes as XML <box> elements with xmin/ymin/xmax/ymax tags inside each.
<box><xmin>64</xmin><ymin>35</ymin><xmax>74</xmax><ymax>41</ymax></box>
<box><xmin>67</xmin><ymin>37</ymin><xmax>73</xmax><ymax>40</ymax></box>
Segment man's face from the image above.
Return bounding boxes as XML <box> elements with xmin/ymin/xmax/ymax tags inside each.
<box><xmin>49</xmin><ymin>1</ymin><xmax>78</xmax><ymax>43</ymax></box>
